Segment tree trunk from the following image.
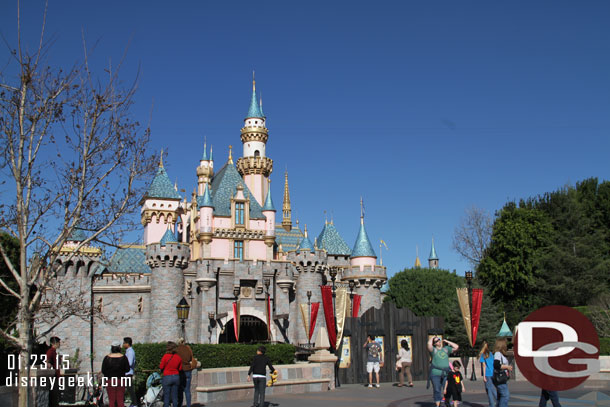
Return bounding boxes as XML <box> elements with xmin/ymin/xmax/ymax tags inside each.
<box><xmin>18</xmin><ymin>309</ymin><xmax>33</xmax><ymax>407</ymax></box>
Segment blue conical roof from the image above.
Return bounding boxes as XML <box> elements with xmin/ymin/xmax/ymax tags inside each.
<box><xmin>159</xmin><ymin>228</ymin><xmax>177</xmax><ymax>246</ymax></box>
<box><xmin>145</xmin><ymin>165</ymin><xmax>181</xmax><ymax>200</ymax></box>
<box><xmin>316</xmin><ymin>222</ymin><xmax>351</xmax><ymax>256</ymax></box>
<box><xmin>429</xmin><ymin>239</ymin><xmax>438</xmax><ymax>260</ymax></box>
<box><xmin>497</xmin><ymin>319</ymin><xmax>513</xmax><ymax>337</ymax></box>
<box><xmin>202</xmin><ymin>142</ymin><xmax>208</xmax><ymax>160</ymax></box>
<box><xmin>197</xmin><ymin>183</ymin><xmax>214</xmax><ymax>208</ymax></box>
<box><xmin>351</xmin><ymin>219</ymin><xmax>377</xmax><ymax>258</ymax></box>
<box><xmin>246</xmin><ymin>85</ymin><xmax>264</xmax><ymax>118</ymax></box>
<box><xmin>67</xmin><ymin>227</ymin><xmax>87</xmax><ymax>242</ymax></box>
<box><xmin>262</xmin><ymin>187</ymin><xmax>275</xmax><ymax>212</ymax></box>
<box><xmin>297</xmin><ymin>234</ymin><xmax>315</xmax><ymax>253</ymax></box>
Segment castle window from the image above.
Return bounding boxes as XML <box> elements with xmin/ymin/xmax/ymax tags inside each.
<box><xmin>254</xmin><ymin>150</ymin><xmax>260</xmax><ymax>157</ymax></box>
<box><xmin>138</xmin><ymin>297</ymin><xmax>143</xmax><ymax>313</ymax></box>
<box><xmin>234</xmin><ymin>240</ymin><xmax>244</xmax><ymax>261</ymax></box>
<box><xmin>235</xmin><ymin>202</ymin><xmax>245</xmax><ymax>225</ymax></box>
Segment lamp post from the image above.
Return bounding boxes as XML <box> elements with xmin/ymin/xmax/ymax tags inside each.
<box><xmin>306</xmin><ymin>290</ymin><xmax>312</xmax><ymax>347</ymax></box>
<box><xmin>348</xmin><ymin>281</ymin><xmax>355</xmax><ymax>317</ymax></box>
<box><xmin>233</xmin><ymin>286</ymin><xmax>240</xmax><ymax>300</ymax></box>
<box><xmin>465</xmin><ymin>270</ymin><xmax>476</xmax><ymax>381</ymax></box>
<box><xmin>328</xmin><ymin>266</ymin><xmax>340</xmax><ymax>388</ymax></box>
<box><xmin>176</xmin><ymin>297</ymin><xmax>191</xmax><ymax>340</ymax></box>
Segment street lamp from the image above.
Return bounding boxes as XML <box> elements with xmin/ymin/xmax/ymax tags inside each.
<box><xmin>327</xmin><ymin>266</ymin><xmax>340</xmax><ymax>388</ymax></box>
<box><xmin>306</xmin><ymin>290</ymin><xmax>312</xmax><ymax>347</ymax></box>
<box><xmin>465</xmin><ymin>271</ymin><xmax>476</xmax><ymax>381</ymax></box>
<box><xmin>176</xmin><ymin>297</ymin><xmax>190</xmax><ymax>339</ymax></box>
<box><xmin>348</xmin><ymin>281</ymin><xmax>355</xmax><ymax>317</ymax></box>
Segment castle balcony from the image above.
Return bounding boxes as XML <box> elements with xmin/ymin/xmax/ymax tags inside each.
<box><xmin>239</xmin><ymin>126</ymin><xmax>269</xmax><ymax>143</ymax></box>
<box><xmin>340</xmin><ymin>265</ymin><xmax>387</xmax><ymax>287</ymax></box>
<box><xmin>235</xmin><ymin>156</ymin><xmax>273</xmax><ymax>176</ymax></box>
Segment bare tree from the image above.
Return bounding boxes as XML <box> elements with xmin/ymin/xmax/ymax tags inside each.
<box><xmin>452</xmin><ymin>206</ymin><xmax>493</xmax><ymax>268</ymax></box>
<box><xmin>0</xmin><ymin>6</ymin><xmax>155</xmax><ymax>406</ymax></box>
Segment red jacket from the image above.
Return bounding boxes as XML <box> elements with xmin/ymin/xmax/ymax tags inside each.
<box><xmin>160</xmin><ymin>353</ymin><xmax>183</xmax><ymax>376</ymax></box>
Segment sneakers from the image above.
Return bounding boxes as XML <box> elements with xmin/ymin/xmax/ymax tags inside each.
<box><xmin>375</xmin><ymin>384</ymin><xmax>380</xmax><ymax>388</ymax></box>
<box><xmin>368</xmin><ymin>384</ymin><xmax>373</xmax><ymax>388</ymax></box>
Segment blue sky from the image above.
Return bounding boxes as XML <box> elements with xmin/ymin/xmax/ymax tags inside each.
<box><xmin>2</xmin><ymin>1</ymin><xmax>609</xmax><ymax>277</ymax></box>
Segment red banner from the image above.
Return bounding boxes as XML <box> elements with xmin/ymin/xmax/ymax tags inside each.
<box><xmin>320</xmin><ymin>285</ymin><xmax>336</xmax><ymax>349</ymax></box>
<box><xmin>266</xmin><ymin>294</ymin><xmax>272</xmax><ymax>340</ymax></box>
<box><xmin>309</xmin><ymin>302</ymin><xmax>320</xmax><ymax>340</ymax></box>
<box><xmin>233</xmin><ymin>301</ymin><xmax>240</xmax><ymax>342</ymax></box>
<box><xmin>471</xmin><ymin>289</ymin><xmax>484</xmax><ymax>346</ymax></box>
<box><xmin>352</xmin><ymin>295</ymin><xmax>362</xmax><ymax>318</ymax></box>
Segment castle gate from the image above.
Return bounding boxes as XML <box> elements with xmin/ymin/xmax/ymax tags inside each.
<box><xmin>337</xmin><ymin>301</ymin><xmax>444</xmax><ymax>384</ymax></box>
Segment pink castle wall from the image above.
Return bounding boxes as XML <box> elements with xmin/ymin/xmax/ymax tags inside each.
<box><xmin>248</xmin><ymin>240</ymin><xmax>267</xmax><ymax>261</ymax></box>
<box><xmin>350</xmin><ymin>256</ymin><xmax>376</xmax><ymax>271</ymax></box>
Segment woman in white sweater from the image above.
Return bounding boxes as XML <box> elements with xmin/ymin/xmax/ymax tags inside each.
<box><xmin>396</xmin><ymin>339</ymin><xmax>413</xmax><ymax>387</ymax></box>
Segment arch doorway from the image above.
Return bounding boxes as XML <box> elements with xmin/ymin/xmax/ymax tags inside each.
<box><xmin>219</xmin><ymin>315</ymin><xmax>269</xmax><ymax>343</ymax></box>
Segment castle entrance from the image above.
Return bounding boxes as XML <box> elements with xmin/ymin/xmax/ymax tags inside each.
<box><xmin>219</xmin><ymin>315</ymin><xmax>269</xmax><ymax>343</ymax></box>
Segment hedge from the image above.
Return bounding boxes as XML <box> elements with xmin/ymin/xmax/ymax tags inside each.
<box><xmin>601</xmin><ymin>337</ymin><xmax>610</xmax><ymax>355</ymax></box>
<box><xmin>131</xmin><ymin>343</ymin><xmax>295</xmax><ymax>398</ymax></box>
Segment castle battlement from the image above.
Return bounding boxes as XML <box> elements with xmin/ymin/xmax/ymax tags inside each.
<box><xmin>146</xmin><ymin>242</ymin><xmax>189</xmax><ymax>269</ymax></box>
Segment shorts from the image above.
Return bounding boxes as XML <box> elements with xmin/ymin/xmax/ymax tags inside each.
<box><xmin>367</xmin><ymin>362</ymin><xmax>380</xmax><ymax>373</ymax></box>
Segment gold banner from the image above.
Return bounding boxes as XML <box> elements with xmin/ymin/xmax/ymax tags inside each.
<box><xmin>456</xmin><ymin>288</ymin><xmax>472</xmax><ymax>347</ymax></box>
<box><xmin>335</xmin><ymin>287</ymin><xmax>349</xmax><ymax>349</ymax></box>
<box><xmin>299</xmin><ymin>304</ymin><xmax>310</xmax><ymax>339</ymax></box>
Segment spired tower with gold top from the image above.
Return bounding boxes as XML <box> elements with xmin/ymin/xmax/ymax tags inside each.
<box><xmin>236</xmin><ymin>75</ymin><xmax>273</xmax><ymax>206</ymax></box>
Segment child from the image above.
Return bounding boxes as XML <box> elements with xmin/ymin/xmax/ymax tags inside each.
<box><xmin>443</xmin><ymin>360</ymin><xmax>466</xmax><ymax>407</ymax></box>
<box><xmin>247</xmin><ymin>346</ymin><xmax>276</xmax><ymax>407</ymax></box>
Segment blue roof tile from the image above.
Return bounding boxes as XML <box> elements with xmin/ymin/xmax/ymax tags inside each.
<box><xmin>351</xmin><ymin>220</ymin><xmax>377</xmax><ymax>258</ymax></box>
<box><xmin>210</xmin><ymin>162</ymin><xmax>265</xmax><ymax>219</ymax></box>
<box><xmin>429</xmin><ymin>239</ymin><xmax>438</xmax><ymax>260</ymax></box>
<box><xmin>145</xmin><ymin>166</ymin><xmax>182</xmax><ymax>200</ymax></box>
<box><xmin>67</xmin><ymin>227</ymin><xmax>87</xmax><ymax>242</ymax></box>
<box><xmin>275</xmin><ymin>225</ymin><xmax>303</xmax><ymax>252</ymax></box>
<box><xmin>160</xmin><ymin>228</ymin><xmax>178</xmax><ymax>245</ymax></box>
<box><xmin>107</xmin><ymin>246</ymin><xmax>150</xmax><ymax>274</ymax></box>
<box><xmin>297</xmin><ymin>234</ymin><xmax>315</xmax><ymax>253</ymax></box>
<box><xmin>316</xmin><ymin>222</ymin><xmax>351</xmax><ymax>256</ymax></box>
<box><xmin>197</xmin><ymin>183</ymin><xmax>214</xmax><ymax>208</ymax></box>
<box><xmin>246</xmin><ymin>87</ymin><xmax>264</xmax><ymax>118</ymax></box>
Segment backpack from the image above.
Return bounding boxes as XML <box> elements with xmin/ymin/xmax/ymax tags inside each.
<box><xmin>492</xmin><ymin>359</ymin><xmax>509</xmax><ymax>385</ymax></box>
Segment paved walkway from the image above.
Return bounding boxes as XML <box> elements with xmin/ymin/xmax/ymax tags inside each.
<box><xmin>199</xmin><ymin>380</ymin><xmax>610</xmax><ymax>407</ymax></box>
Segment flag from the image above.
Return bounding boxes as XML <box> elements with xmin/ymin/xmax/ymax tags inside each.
<box><xmin>309</xmin><ymin>302</ymin><xmax>319</xmax><ymax>340</ymax></box>
<box><xmin>335</xmin><ymin>288</ymin><xmax>349</xmax><ymax>349</ymax></box>
<box><xmin>456</xmin><ymin>288</ymin><xmax>473</xmax><ymax>347</ymax></box>
<box><xmin>265</xmin><ymin>294</ymin><xmax>272</xmax><ymax>340</ymax></box>
<box><xmin>471</xmin><ymin>289</ymin><xmax>484</xmax><ymax>346</ymax></box>
<box><xmin>352</xmin><ymin>294</ymin><xmax>362</xmax><ymax>318</ymax></box>
<box><xmin>320</xmin><ymin>285</ymin><xmax>336</xmax><ymax>350</ymax></box>
<box><xmin>232</xmin><ymin>301</ymin><xmax>241</xmax><ymax>342</ymax></box>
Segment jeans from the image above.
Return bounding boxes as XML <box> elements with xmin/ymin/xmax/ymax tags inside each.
<box><xmin>484</xmin><ymin>377</ymin><xmax>497</xmax><ymax>407</ymax></box>
<box><xmin>539</xmin><ymin>390</ymin><xmax>562</xmax><ymax>407</ymax></box>
<box><xmin>496</xmin><ymin>383</ymin><xmax>509</xmax><ymax>407</ymax></box>
<box><xmin>253</xmin><ymin>377</ymin><xmax>267</xmax><ymax>407</ymax></box>
<box><xmin>431</xmin><ymin>375</ymin><xmax>445</xmax><ymax>403</ymax></box>
<box><xmin>178</xmin><ymin>370</ymin><xmax>192</xmax><ymax>407</ymax></box>
<box><xmin>107</xmin><ymin>384</ymin><xmax>126</xmax><ymax>407</ymax></box>
<box><xmin>162</xmin><ymin>374</ymin><xmax>180</xmax><ymax>407</ymax></box>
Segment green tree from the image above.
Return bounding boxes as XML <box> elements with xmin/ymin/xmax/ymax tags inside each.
<box><xmin>477</xmin><ymin>202</ymin><xmax>554</xmax><ymax>324</ymax></box>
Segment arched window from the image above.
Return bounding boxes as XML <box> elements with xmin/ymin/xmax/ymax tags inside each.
<box><xmin>254</xmin><ymin>150</ymin><xmax>260</xmax><ymax>158</ymax></box>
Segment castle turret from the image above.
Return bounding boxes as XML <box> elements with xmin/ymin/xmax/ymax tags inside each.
<box><xmin>141</xmin><ymin>154</ymin><xmax>182</xmax><ymax>245</ymax></box>
<box><xmin>428</xmin><ymin>238</ymin><xmax>439</xmax><ymax>269</ymax></box>
<box><xmin>197</xmin><ymin>140</ymin><xmax>214</xmax><ymax>195</ymax></box>
<box><xmin>147</xmin><ymin>227</ymin><xmax>189</xmax><ymax>342</ymax></box>
<box><xmin>297</xmin><ymin>225</ymin><xmax>315</xmax><ymax>254</ymax></box>
<box><xmin>282</xmin><ymin>171</ymin><xmax>292</xmax><ymax>231</ymax></box>
<box><xmin>236</xmin><ymin>75</ymin><xmax>273</xmax><ymax>206</ymax></box>
<box><xmin>350</xmin><ymin>215</ymin><xmax>377</xmax><ymax>270</ymax></box>
<box><xmin>262</xmin><ymin>180</ymin><xmax>276</xmax><ymax>259</ymax></box>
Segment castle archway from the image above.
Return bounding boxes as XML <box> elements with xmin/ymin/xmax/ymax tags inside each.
<box><xmin>219</xmin><ymin>315</ymin><xmax>269</xmax><ymax>344</ymax></box>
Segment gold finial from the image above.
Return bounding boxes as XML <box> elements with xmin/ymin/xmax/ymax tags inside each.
<box><xmin>360</xmin><ymin>196</ymin><xmax>364</xmax><ymax>224</ymax></box>
<box><xmin>159</xmin><ymin>149</ymin><xmax>164</xmax><ymax>167</ymax></box>
<box><xmin>304</xmin><ymin>223</ymin><xmax>308</xmax><ymax>237</ymax></box>
<box><xmin>252</xmin><ymin>70</ymin><xmax>256</xmax><ymax>92</ymax></box>
<box><xmin>228</xmin><ymin>145</ymin><xmax>233</xmax><ymax>164</ymax></box>
<box><xmin>324</xmin><ymin>210</ymin><xmax>327</xmax><ymax>225</ymax></box>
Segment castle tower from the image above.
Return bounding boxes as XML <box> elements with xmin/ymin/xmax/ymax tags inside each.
<box><xmin>236</xmin><ymin>75</ymin><xmax>273</xmax><ymax>206</ymax></box>
<box><xmin>282</xmin><ymin>171</ymin><xmax>292</xmax><ymax>231</ymax></box>
<box><xmin>349</xmin><ymin>212</ymin><xmax>377</xmax><ymax>270</ymax></box>
<box><xmin>262</xmin><ymin>180</ymin><xmax>276</xmax><ymax>260</ymax></box>
<box><xmin>197</xmin><ymin>140</ymin><xmax>214</xmax><ymax>195</ymax></box>
<box><xmin>147</xmin><ymin>227</ymin><xmax>189</xmax><ymax>342</ymax></box>
<box><xmin>141</xmin><ymin>154</ymin><xmax>182</xmax><ymax>245</ymax></box>
<box><xmin>198</xmin><ymin>183</ymin><xmax>214</xmax><ymax>258</ymax></box>
<box><xmin>428</xmin><ymin>238</ymin><xmax>439</xmax><ymax>269</ymax></box>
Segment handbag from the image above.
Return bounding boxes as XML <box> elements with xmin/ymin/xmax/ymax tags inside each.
<box><xmin>492</xmin><ymin>359</ymin><xmax>509</xmax><ymax>385</ymax></box>
<box><xmin>190</xmin><ymin>357</ymin><xmax>198</xmax><ymax>370</ymax></box>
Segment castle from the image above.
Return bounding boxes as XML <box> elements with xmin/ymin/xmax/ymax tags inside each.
<box><xmin>42</xmin><ymin>79</ymin><xmax>439</xmax><ymax>368</ymax></box>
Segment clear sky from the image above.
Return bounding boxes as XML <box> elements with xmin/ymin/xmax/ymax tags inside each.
<box><xmin>2</xmin><ymin>1</ymin><xmax>609</xmax><ymax>278</ymax></box>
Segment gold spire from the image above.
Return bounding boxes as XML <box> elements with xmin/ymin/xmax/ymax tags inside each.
<box><xmin>252</xmin><ymin>70</ymin><xmax>256</xmax><ymax>92</ymax></box>
<box><xmin>159</xmin><ymin>148</ymin><xmax>164</xmax><ymax>167</ymax></box>
<box><xmin>228</xmin><ymin>145</ymin><xmax>233</xmax><ymax>164</ymax></box>
<box><xmin>414</xmin><ymin>245</ymin><xmax>421</xmax><ymax>268</ymax></box>
<box><xmin>304</xmin><ymin>224</ymin><xmax>308</xmax><ymax>237</ymax></box>
<box><xmin>282</xmin><ymin>171</ymin><xmax>292</xmax><ymax>231</ymax></box>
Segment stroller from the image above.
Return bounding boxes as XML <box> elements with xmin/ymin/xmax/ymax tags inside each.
<box><xmin>141</xmin><ymin>372</ymin><xmax>164</xmax><ymax>407</ymax></box>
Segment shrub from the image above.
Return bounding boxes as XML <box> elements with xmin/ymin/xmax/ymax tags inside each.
<box><xmin>131</xmin><ymin>343</ymin><xmax>295</xmax><ymax>398</ymax></box>
<box><xmin>600</xmin><ymin>337</ymin><xmax>610</xmax><ymax>356</ymax></box>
